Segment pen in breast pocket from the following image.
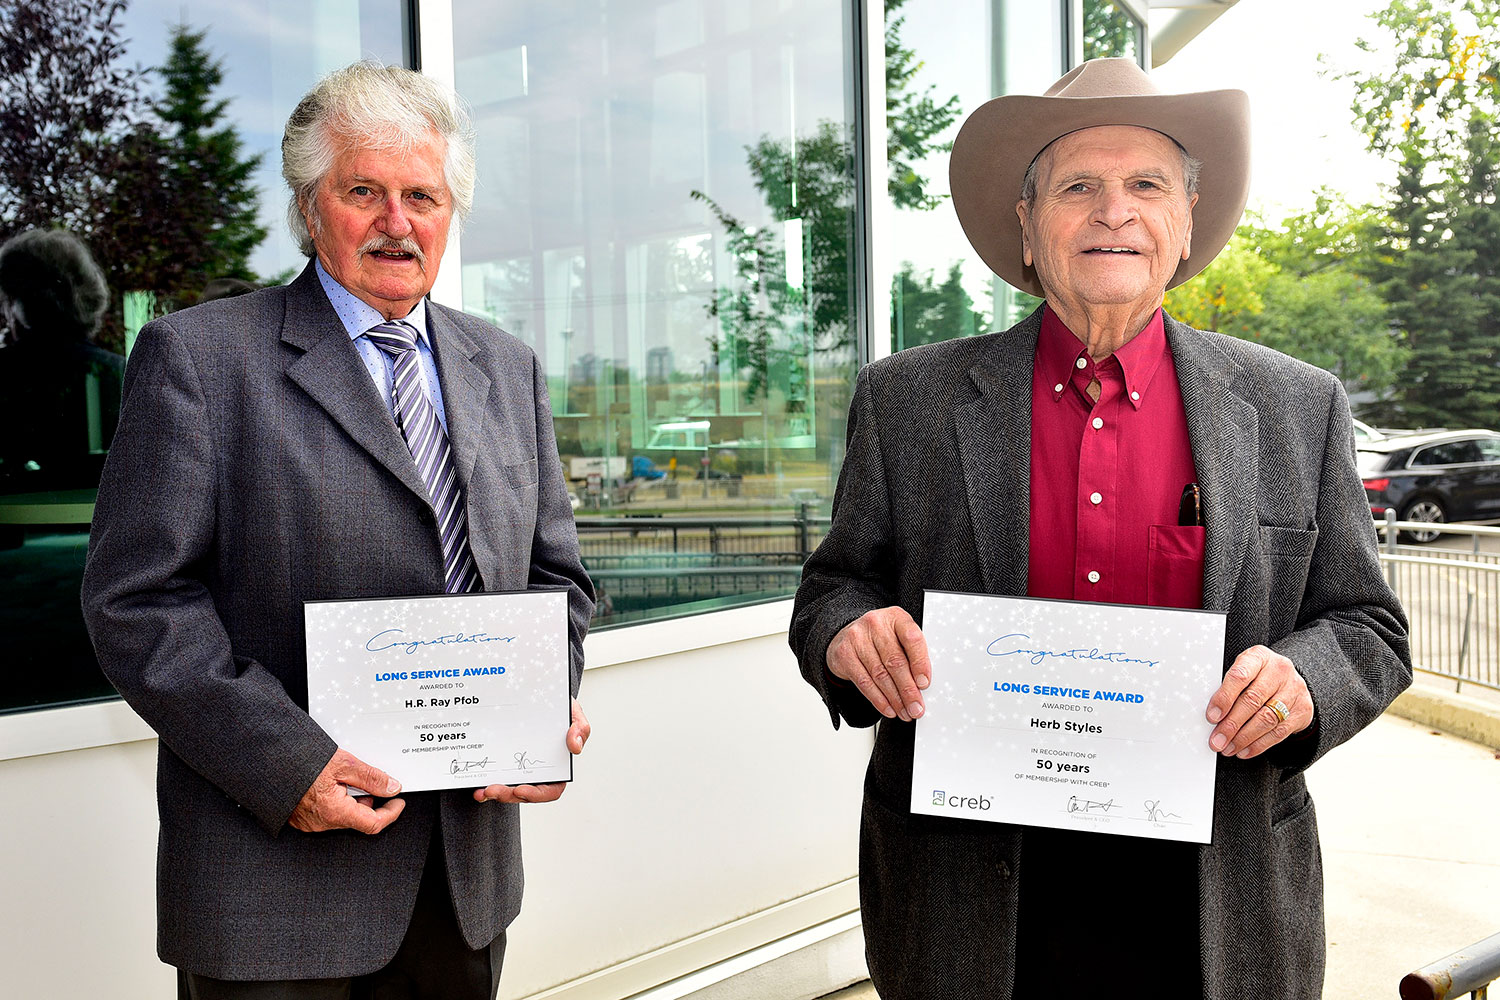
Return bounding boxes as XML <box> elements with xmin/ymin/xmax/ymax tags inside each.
<box><xmin>1178</xmin><ymin>483</ymin><xmax>1203</xmax><ymax>527</ymax></box>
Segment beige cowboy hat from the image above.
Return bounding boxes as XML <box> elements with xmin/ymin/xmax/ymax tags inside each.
<box><xmin>949</xmin><ymin>57</ymin><xmax>1250</xmax><ymax>298</ymax></box>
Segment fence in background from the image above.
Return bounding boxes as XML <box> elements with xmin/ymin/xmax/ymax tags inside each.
<box><xmin>576</xmin><ymin>509</ymin><xmax>829</xmax><ymax>620</ymax></box>
<box><xmin>1377</xmin><ymin>513</ymin><xmax>1500</xmax><ymax>693</ymax></box>
<box><xmin>573</xmin><ymin>509</ymin><xmax>1500</xmax><ymax>692</ymax></box>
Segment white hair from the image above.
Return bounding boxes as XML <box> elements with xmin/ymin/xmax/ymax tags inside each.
<box><xmin>1020</xmin><ymin>132</ymin><xmax>1202</xmax><ymax>208</ymax></box>
<box><xmin>282</xmin><ymin>62</ymin><xmax>476</xmax><ymax>256</ymax></box>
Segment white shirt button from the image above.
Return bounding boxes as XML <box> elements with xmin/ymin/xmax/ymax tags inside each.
<box><xmin>1091</xmin><ymin>417</ymin><xmax>1104</xmax><ymax>429</ymax></box>
<box><xmin>1131</xmin><ymin>391</ymin><xmax>1140</xmax><ymax>401</ymax></box>
<box><xmin>1054</xmin><ymin>383</ymin><xmax>1064</xmax><ymax>393</ymax></box>
<box><xmin>1090</xmin><ymin>492</ymin><xmax>1102</xmax><ymax>505</ymax></box>
<box><xmin>1075</xmin><ymin>357</ymin><xmax>1087</xmax><ymax>369</ymax></box>
<box><xmin>1087</xmin><ymin>570</ymin><xmax>1101</xmax><ymax>583</ymax></box>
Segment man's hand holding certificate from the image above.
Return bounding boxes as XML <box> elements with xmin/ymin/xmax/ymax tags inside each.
<box><xmin>305</xmin><ymin>589</ymin><xmax>575</xmax><ymax>794</ymax></box>
<box><xmin>910</xmin><ymin>591</ymin><xmax>1227</xmax><ymax>843</ymax></box>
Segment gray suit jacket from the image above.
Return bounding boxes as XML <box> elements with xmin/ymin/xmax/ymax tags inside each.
<box><xmin>81</xmin><ymin>263</ymin><xmax>594</xmax><ymax>979</ymax></box>
<box><xmin>790</xmin><ymin>309</ymin><xmax>1411</xmax><ymax>1000</ymax></box>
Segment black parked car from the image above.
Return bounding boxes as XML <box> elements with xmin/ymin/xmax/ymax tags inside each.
<box><xmin>1358</xmin><ymin>429</ymin><xmax>1500</xmax><ymax>542</ymax></box>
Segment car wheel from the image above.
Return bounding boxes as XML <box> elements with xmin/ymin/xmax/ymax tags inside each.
<box><xmin>1400</xmin><ymin>497</ymin><xmax>1446</xmax><ymax>544</ymax></box>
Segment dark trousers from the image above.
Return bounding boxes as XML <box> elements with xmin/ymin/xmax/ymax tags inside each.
<box><xmin>1012</xmin><ymin>828</ymin><xmax>1203</xmax><ymax>997</ymax></box>
<box><xmin>178</xmin><ymin>834</ymin><xmax>506</xmax><ymax>1000</ymax></box>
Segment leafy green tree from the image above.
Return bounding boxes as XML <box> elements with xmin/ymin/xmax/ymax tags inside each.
<box><xmin>1238</xmin><ymin>192</ymin><xmax>1388</xmax><ymax>277</ymax></box>
<box><xmin>1167</xmin><ymin>212</ymin><xmax>1406</xmax><ymax>400</ymax></box>
<box><xmin>1255</xmin><ymin>270</ymin><xmax>1406</xmax><ymax>394</ymax></box>
<box><xmin>0</xmin><ymin>0</ymin><xmax>144</xmax><ymax>240</ymax></box>
<box><xmin>884</xmin><ymin>0</ymin><xmax>962</xmax><ymax>211</ymax></box>
<box><xmin>1082</xmin><ymin>0</ymin><xmax>1140</xmax><ymax>62</ymax></box>
<box><xmin>691</xmin><ymin>191</ymin><xmax>808</xmax><ymax>405</ymax></box>
<box><xmin>0</xmin><ymin>10</ymin><xmax>270</xmax><ymax>348</ymax></box>
<box><xmin>695</xmin><ymin>1</ymin><xmax>965</xmax><ymax>367</ymax></box>
<box><xmin>1164</xmin><ymin>235</ymin><xmax>1274</xmax><ymax>337</ymax></box>
<box><xmin>1338</xmin><ymin>0</ymin><xmax>1500</xmax><ymax>426</ymax></box>
<box><xmin>740</xmin><ymin>122</ymin><xmax>858</xmax><ymax>359</ymax></box>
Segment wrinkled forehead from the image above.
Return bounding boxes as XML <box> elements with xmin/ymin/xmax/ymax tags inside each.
<box><xmin>323</xmin><ymin>127</ymin><xmax>449</xmax><ymax>183</ymax></box>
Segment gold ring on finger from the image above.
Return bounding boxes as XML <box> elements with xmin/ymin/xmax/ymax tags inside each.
<box><xmin>1269</xmin><ymin>699</ymin><xmax>1289</xmax><ymax>724</ymax></box>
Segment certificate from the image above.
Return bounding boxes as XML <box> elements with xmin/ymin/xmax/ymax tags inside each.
<box><xmin>910</xmin><ymin>590</ymin><xmax>1225</xmax><ymax>843</ymax></box>
<box><xmin>305</xmin><ymin>589</ymin><xmax>572</xmax><ymax>792</ymax></box>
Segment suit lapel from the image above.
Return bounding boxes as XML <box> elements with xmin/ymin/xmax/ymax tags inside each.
<box><xmin>1165</xmin><ymin>316</ymin><xmax>1257</xmax><ymax>613</ymax></box>
<box><xmin>425</xmin><ymin>303</ymin><xmax>494</xmax><ymax>491</ymax></box>
<box><xmin>955</xmin><ymin>312</ymin><xmax>1041</xmax><ymax>595</ymax></box>
<box><xmin>280</xmin><ymin>263</ymin><xmax>431</xmax><ymax>503</ymax></box>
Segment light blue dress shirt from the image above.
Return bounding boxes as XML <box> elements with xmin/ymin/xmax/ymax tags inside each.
<box><xmin>314</xmin><ymin>258</ymin><xmax>450</xmax><ymax>431</ymax></box>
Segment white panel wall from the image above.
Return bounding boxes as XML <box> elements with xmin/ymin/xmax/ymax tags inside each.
<box><xmin>0</xmin><ymin>604</ymin><xmax>874</xmax><ymax>1000</ymax></box>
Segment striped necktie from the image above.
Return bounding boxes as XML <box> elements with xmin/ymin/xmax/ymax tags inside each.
<box><xmin>365</xmin><ymin>320</ymin><xmax>480</xmax><ymax>594</ymax></box>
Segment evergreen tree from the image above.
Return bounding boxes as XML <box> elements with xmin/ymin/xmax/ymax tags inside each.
<box><xmin>145</xmin><ymin>25</ymin><xmax>266</xmax><ymax>302</ymax></box>
<box><xmin>892</xmin><ymin>262</ymin><xmax>988</xmax><ymax>350</ymax></box>
<box><xmin>1340</xmin><ymin>0</ymin><xmax>1500</xmax><ymax>426</ymax></box>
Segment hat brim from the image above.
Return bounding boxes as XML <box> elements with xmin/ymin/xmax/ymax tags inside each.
<box><xmin>949</xmin><ymin>89</ymin><xmax>1251</xmax><ymax>298</ymax></box>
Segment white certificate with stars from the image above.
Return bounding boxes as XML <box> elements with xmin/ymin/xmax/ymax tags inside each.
<box><xmin>910</xmin><ymin>590</ymin><xmax>1225</xmax><ymax>843</ymax></box>
<box><xmin>305</xmin><ymin>589</ymin><xmax>572</xmax><ymax>792</ymax></box>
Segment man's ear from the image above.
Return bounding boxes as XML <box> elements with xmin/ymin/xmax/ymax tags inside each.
<box><xmin>1181</xmin><ymin>192</ymin><xmax>1198</xmax><ymax>261</ymax></box>
<box><xmin>1016</xmin><ymin>200</ymin><xmax>1033</xmax><ymax>267</ymax></box>
<box><xmin>299</xmin><ymin>195</ymin><xmax>320</xmax><ymax>242</ymax></box>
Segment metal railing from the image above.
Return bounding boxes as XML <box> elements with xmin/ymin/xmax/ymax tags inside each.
<box><xmin>1401</xmin><ymin>931</ymin><xmax>1500</xmax><ymax>999</ymax></box>
<box><xmin>575</xmin><ymin>509</ymin><xmax>829</xmax><ymax>619</ymax></box>
<box><xmin>1376</xmin><ymin>512</ymin><xmax>1500</xmax><ymax>693</ymax></box>
<box><xmin>572</xmin><ymin>507</ymin><xmax>1500</xmax><ymax>686</ymax></box>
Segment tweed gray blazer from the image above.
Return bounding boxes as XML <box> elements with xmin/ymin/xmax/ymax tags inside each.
<box><xmin>790</xmin><ymin>309</ymin><xmax>1411</xmax><ymax>1000</ymax></box>
<box><xmin>82</xmin><ymin>262</ymin><xmax>593</xmax><ymax>980</ymax></box>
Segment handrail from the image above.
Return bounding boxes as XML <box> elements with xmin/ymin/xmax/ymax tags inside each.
<box><xmin>1400</xmin><ymin>931</ymin><xmax>1500</xmax><ymax>1000</ymax></box>
<box><xmin>576</xmin><ymin>515</ymin><xmax>830</xmax><ymax>530</ymax></box>
<box><xmin>1375</xmin><ymin>518</ymin><xmax>1500</xmax><ymax>539</ymax></box>
<box><xmin>1378</xmin><ymin>554</ymin><xmax>1500</xmax><ymax>571</ymax></box>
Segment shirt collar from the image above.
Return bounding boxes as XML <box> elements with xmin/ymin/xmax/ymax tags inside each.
<box><xmin>1036</xmin><ymin>304</ymin><xmax>1168</xmax><ymax>411</ymax></box>
<box><xmin>314</xmin><ymin>257</ymin><xmax>430</xmax><ymax>345</ymax></box>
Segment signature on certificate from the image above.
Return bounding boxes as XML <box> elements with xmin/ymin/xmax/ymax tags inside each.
<box><xmin>511</xmin><ymin>751</ymin><xmax>549</xmax><ymax>771</ymax></box>
<box><xmin>1143</xmin><ymin>800</ymin><xmax>1182</xmax><ymax>823</ymax></box>
<box><xmin>1066</xmin><ymin>795</ymin><xmax>1118</xmax><ymax>815</ymax></box>
<box><xmin>448</xmin><ymin>757</ymin><xmax>492</xmax><ymax>775</ymax></box>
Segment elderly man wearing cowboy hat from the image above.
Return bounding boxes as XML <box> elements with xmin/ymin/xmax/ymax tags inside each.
<box><xmin>791</xmin><ymin>58</ymin><xmax>1410</xmax><ymax>998</ymax></box>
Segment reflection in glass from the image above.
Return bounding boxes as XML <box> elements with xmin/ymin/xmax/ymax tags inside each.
<box><xmin>1082</xmin><ymin>0</ymin><xmax>1142</xmax><ymax>63</ymax></box>
<box><xmin>0</xmin><ymin>0</ymin><xmax>409</xmax><ymax>714</ymax></box>
<box><xmin>453</xmin><ymin>0</ymin><xmax>859</xmax><ymax>626</ymax></box>
<box><xmin>886</xmin><ymin>0</ymin><xmax>1064</xmax><ymax>355</ymax></box>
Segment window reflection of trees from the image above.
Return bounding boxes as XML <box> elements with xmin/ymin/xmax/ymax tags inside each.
<box><xmin>1</xmin><ymin>2</ymin><xmax>268</xmax><ymax>353</ymax></box>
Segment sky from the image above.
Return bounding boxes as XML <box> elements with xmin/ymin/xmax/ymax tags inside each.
<box><xmin>1150</xmin><ymin>0</ymin><xmax>1398</xmax><ymax>217</ymax></box>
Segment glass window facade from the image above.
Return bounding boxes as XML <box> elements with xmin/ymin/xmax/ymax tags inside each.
<box><xmin>0</xmin><ymin>0</ymin><xmax>410</xmax><ymax>713</ymax></box>
<box><xmin>0</xmin><ymin>0</ymin><xmax>1101</xmax><ymax>713</ymax></box>
<box><xmin>451</xmin><ymin>0</ymin><xmax>860</xmax><ymax>627</ymax></box>
<box><xmin>886</xmin><ymin>0</ymin><xmax>1064</xmax><ymax>355</ymax></box>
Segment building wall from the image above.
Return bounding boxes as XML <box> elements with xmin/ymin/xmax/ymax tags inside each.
<box><xmin>0</xmin><ymin>2</ymin><xmax>1144</xmax><ymax>995</ymax></box>
<box><xmin>0</xmin><ymin>603</ymin><xmax>876</xmax><ymax>1000</ymax></box>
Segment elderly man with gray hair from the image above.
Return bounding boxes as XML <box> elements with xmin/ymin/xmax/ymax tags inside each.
<box><xmin>82</xmin><ymin>63</ymin><xmax>594</xmax><ymax>999</ymax></box>
<box><xmin>792</xmin><ymin>59</ymin><xmax>1410</xmax><ymax>997</ymax></box>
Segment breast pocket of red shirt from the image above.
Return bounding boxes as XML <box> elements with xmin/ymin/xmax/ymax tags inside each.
<box><xmin>1147</xmin><ymin>524</ymin><xmax>1206</xmax><ymax>609</ymax></box>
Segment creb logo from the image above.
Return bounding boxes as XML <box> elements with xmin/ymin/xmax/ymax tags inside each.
<box><xmin>936</xmin><ymin>789</ymin><xmax>992</xmax><ymax>811</ymax></box>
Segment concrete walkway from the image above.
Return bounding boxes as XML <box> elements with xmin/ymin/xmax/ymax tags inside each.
<box><xmin>819</xmin><ymin>708</ymin><xmax>1500</xmax><ymax>999</ymax></box>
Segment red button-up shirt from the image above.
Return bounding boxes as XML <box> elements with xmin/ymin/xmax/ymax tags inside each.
<box><xmin>1027</xmin><ymin>305</ymin><xmax>1204</xmax><ymax>609</ymax></box>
